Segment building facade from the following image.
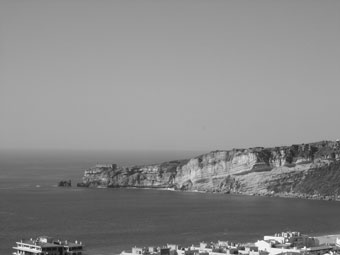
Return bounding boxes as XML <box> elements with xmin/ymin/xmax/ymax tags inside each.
<box><xmin>13</xmin><ymin>236</ymin><xmax>83</xmax><ymax>255</ymax></box>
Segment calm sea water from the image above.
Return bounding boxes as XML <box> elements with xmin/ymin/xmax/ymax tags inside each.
<box><xmin>2</xmin><ymin>150</ymin><xmax>340</xmax><ymax>255</ymax></box>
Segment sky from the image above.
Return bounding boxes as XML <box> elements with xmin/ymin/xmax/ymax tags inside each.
<box><xmin>1</xmin><ymin>0</ymin><xmax>340</xmax><ymax>151</ymax></box>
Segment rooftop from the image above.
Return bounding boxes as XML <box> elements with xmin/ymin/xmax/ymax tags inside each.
<box><xmin>17</xmin><ymin>239</ymin><xmax>60</xmax><ymax>248</ymax></box>
<box><xmin>16</xmin><ymin>236</ymin><xmax>83</xmax><ymax>248</ymax></box>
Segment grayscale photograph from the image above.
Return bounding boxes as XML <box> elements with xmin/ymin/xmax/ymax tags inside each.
<box><xmin>1</xmin><ymin>1</ymin><xmax>340</xmax><ymax>255</ymax></box>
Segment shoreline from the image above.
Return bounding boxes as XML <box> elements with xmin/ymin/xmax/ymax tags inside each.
<box><xmin>75</xmin><ymin>185</ymin><xmax>340</xmax><ymax>202</ymax></box>
<box><xmin>237</xmin><ymin>191</ymin><xmax>340</xmax><ymax>202</ymax></box>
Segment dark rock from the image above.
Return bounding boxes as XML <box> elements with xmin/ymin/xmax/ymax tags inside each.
<box><xmin>58</xmin><ymin>180</ymin><xmax>72</xmax><ymax>187</ymax></box>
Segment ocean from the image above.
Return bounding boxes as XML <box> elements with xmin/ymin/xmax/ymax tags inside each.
<box><xmin>2</xmin><ymin>150</ymin><xmax>340</xmax><ymax>255</ymax></box>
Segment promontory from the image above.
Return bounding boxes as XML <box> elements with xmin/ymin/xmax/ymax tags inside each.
<box><xmin>78</xmin><ymin>140</ymin><xmax>340</xmax><ymax>200</ymax></box>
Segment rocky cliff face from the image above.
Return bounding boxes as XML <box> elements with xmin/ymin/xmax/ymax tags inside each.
<box><xmin>79</xmin><ymin>141</ymin><xmax>340</xmax><ymax>199</ymax></box>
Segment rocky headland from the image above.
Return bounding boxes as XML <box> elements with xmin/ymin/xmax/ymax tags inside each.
<box><xmin>78</xmin><ymin>141</ymin><xmax>340</xmax><ymax>200</ymax></box>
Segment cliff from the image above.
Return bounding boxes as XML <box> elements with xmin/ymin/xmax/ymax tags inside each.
<box><xmin>78</xmin><ymin>141</ymin><xmax>340</xmax><ymax>199</ymax></box>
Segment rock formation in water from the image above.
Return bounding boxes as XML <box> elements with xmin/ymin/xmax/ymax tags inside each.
<box><xmin>58</xmin><ymin>180</ymin><xmax>72</xmax><ymax>187</ymax></box>
<box><xmin>78</xmin><ymin>141</ymin><xmax>340</xmax><ymax>199</ymax></box>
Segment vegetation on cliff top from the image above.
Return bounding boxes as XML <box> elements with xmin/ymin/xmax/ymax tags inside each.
<box><xmin>295</xmin><ymin>161</ymin><xmax>340</xmax><ymax>196</ymax></box>
<box><xmin>266</xmin><ymin>160</ymin><xmax>340</xmax><ymax>197</ymax></box>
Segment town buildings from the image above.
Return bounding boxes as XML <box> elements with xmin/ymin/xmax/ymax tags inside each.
<box><xmin>13</xmin><ymin>236</ymin><xmax>83</xmax><ymax>255</ymax></box>
<box><xmin>120</xmin><ymin>232</ymin><xmax>339</xmax><ymax>255</ymax></box>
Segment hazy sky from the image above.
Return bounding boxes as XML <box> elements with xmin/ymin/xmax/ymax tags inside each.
<box><xmin>1</xmin><ymin>1</ymin><xmax>339</xmax><ymax>151</ymax></box>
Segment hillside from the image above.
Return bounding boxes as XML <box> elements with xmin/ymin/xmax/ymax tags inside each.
<box><xmin>78</xmin><ymin>141</ymin><xmax>340</xmax><ymax>200</ymax></box>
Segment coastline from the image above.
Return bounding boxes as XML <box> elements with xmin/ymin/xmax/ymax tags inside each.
<box><xmin>76</xmin><ymin>185</ymin><xmax>340</xmax><ymax>202</ymax></box>
<box><xmin>239</xmin><ymin>191</ymin><xmax>340</xmax><ymax>202</ymax></box>
<box><xmin>78</xmin><ymin>141</ymin><xmax>340</xmax><ymax>203</ymax></box>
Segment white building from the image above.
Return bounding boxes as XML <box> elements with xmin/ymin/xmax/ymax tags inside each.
<box><xmin>13</xmin><ymin>236</ymin><xmax>83</xmax><ymax>255</ymax></box>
